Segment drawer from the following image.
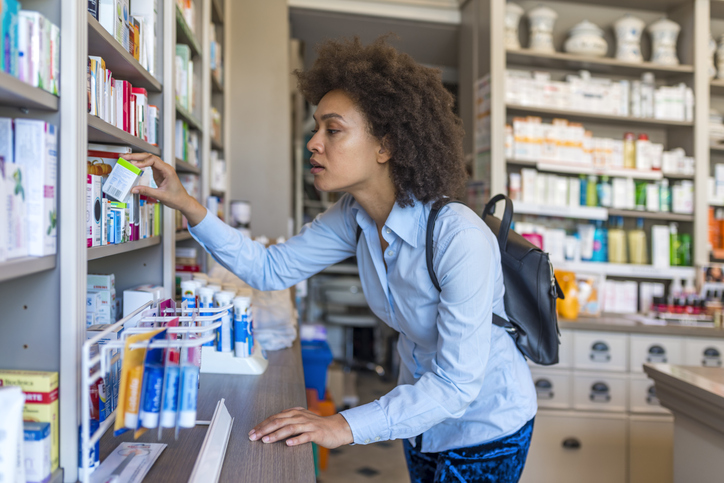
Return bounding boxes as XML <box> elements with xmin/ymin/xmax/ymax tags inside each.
<box><xmin>530</xmin><ymin>368</ymin><xmax>572</xmax><ymax>409</ymax></box>
<box><xmin>573</xmin><ymin>331</ymin><xmax>629</xmax><ymax>372</ymax></box>
<box><xmin>629</xmin><ymin>375</ymin><xmax>670</xmax><ymax>415</ymax></box>
<box><xmin>683</xmin><ymin>338</ymin><xmax>724</xmax><ymax>368</ymax></box>
<box><xmin>520</xmin><ymin>410</ymin><xmax>627</xmax><ymax>483</ymax></box>
<box><xmin>572</xmin><ymin>372</ymin><xmax>628</xmax><ymax>413</ymax></box>
<box><xmin>629</xmin><ymin>415</ymin><xmax>673</xmax><ymax>483</ymax></box>
<box><xmin>629</xmin><ymin>334</ymin><xmax>684</xmax><ymax>373</ymax></box>
<box><xmin>528</xmin><ymin>328</ymin><xmax>573</xmax><ymax>368</ymax></box>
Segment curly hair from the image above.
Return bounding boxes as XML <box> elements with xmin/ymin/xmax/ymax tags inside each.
<box><xmin>295</xmin><ymin>36</ymin><xmax>467</xmax><ymax>208</ymax></box>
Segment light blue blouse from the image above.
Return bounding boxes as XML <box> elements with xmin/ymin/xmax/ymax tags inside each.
<box><xmin>189</xmin><ymin>194</ymin><xmax>537</xmax><ymax>453</ymax></box>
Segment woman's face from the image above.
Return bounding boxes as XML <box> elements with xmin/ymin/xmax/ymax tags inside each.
<box><xmin>307</xmin><ymin>89</ymin><xmax>390</xmax><ymax>194</ymax></box>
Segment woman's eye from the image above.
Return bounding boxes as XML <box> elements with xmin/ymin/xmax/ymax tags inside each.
<box><xmin>327</xmin><ymin>129</ymin><xmax>339</xmax><ymax>135</ymax></box>
<box><xmin>311</xmin><ymin>129</ymin><xmax>318</xmax><ymax>134</ymax></box>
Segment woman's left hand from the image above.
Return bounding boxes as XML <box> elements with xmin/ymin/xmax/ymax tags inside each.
<box><xmin>248</xmin><ymin>408</ymin><xmax>354</xmax><ymax>448</ymax></box>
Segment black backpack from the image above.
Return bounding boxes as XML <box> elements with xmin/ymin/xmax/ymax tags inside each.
<box><xmin>356</xmin><ymin>194</ymin><xmax>562</xmax><ymax>365</ymax></box>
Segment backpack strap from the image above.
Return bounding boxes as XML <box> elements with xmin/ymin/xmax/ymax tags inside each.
<box><xmin>426</xmin><ymin>200</ymin><xmax>464</xmax><ymax>292</ymax></box>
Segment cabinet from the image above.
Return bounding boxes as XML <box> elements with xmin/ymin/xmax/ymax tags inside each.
<box><xmin>683</xmin><ymin>337</ymin><xmax>724</xmax><ymax>367</ymax></box>
<box><xmin>573</xmin><ymin>331</ymin><xmax>629</xmax><ymax>372</ymax></box>
<box><xmin>629</xmin><ymin>415</ymin><xmax>674</xmax><ymax>483</ymax></box>
<box><xmin>629</xmin><ymin>334</ymin><xmax>684</xmax><ymax>373</ymax></box>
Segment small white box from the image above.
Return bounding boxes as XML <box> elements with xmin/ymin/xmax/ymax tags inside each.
<box><xmin>86</xmin><ymin>292</ymin><xmax>102</xmax><ymax>313</ymax></box>
<box><xmin>123</xmin><ymin>285</ymin><xmax>165</xmax><ymax>327</ymax></box>
<box><xmin>651</xmin><ymin>225</ymin><xmax>670</xmax><ymax>269</ymax></box>
<box><xmin>23</xmin><ymin>421</ymin><xmax>51</xmax><ymax>483</ymax></box>
<box><xmin>87</xmin><ymin>273</ymin><xmax>115</xmax><ymax>291</ymax></box>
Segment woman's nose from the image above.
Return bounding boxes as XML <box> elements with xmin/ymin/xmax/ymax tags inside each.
<box><xmin>307</xmin><ymin>132</ymin><xmax>323</xmax><ymax>153</ymax></box>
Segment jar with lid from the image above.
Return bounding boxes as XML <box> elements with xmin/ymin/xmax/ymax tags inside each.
<box><xmin>648</xmin><ymin>17</ymin><xmax>681</xmax><ymax>66</ymax></box>
<box><xmin>505</xmin><ymin>3</ymin><xmax>524</xmax><ymax>50</ymax></box>
<box><xmin>527</xmin><ymin>5</ymin><xmax>558</xmax><ymax>53</ymax></box>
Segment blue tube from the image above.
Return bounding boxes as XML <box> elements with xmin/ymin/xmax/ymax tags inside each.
<box><xmin>178</xmin><ymin>365</ymin><xmax>199</xmax><ymax>428</ymax></box>
<box><xmin>160</xmin><ymin>365</ymin><xmax>180</xmax><ymax>428</ymax></box>
<box><xmin>139</xmin><ymin>364</ymin><xmax>164</xmax><ymax>428</ymax></box>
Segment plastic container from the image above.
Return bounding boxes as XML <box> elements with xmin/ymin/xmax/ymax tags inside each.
<box><xmin>301</xmin><ymin>341</ymin><xmax>334</xmax><ymax>400</ymax></box>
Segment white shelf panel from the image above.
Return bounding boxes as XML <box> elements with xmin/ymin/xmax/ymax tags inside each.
<box><xmin>506</xmin><ymin>49</ymin><xmax>693</xmax><ymax>78</ymax></box>
<box><xmin>176</xmin><ymin>158</ymin><xmax>201</xmax><ymax>174</ymax></box>
<box><xmin>176</xmin><ymin>5</ymin><xmax>202</xmax><ymax>57</ymax></box>
<box><xmin>0</xmin><ymin>70</ymin><xmax>58</xmax><ymax>110</ymax></box>
<box><xmin>553</xmin><ymin>261</ymin><xmax>696</xmax><ymax>280</ymax></box>
<box><xmin>87</xmin><ymin>114</ymin><xmax>161</xmax><ymax>155</ymax></box>
<box><xmin>506</xmin><ymin>103</ymin><xmax>694</xmax><ymax>128</ymax></box>
<box><xmin>176</xmin><ymin>101</ymin><xmax>203</xmax><ymax>132</ymax></box>
<box><xmin>513</xmin><ymin>201</ymin><xmax>608</xmax><ymax>220</ymax></box>
<box><xmin>0</xmin><ymin>255</ymin><xmax>56</xmax><ymax>283</ymax></box>
<box><xmin>87</xmin><ymin>237</ymin><xmax>161</xmax><ymax>261</ymax></box>
<box><xmin>212</xmin><ymin>0</ymin><xmax>224</xmax><ymax>25</ymax></box>
<box><xmin>87</xmin><ymin>13</ymin><xmax>161</xmax><ymax>92</ymax></box>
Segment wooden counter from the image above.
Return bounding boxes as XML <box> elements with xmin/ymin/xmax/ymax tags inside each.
<box><xmin>560</xmin><ymin>315</ymin><xmax>724</xmax><ymax>338</ymax></box>
<box><xmin>100</xmin><ymin>340</ymin><xmax>315</xmax><ymax>483</ymax></box>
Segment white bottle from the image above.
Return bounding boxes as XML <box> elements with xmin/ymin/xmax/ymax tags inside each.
<box><xmin>641</xmin><ymin>73</ymin><xmax>655</xmax><ymax>119</ymax></box>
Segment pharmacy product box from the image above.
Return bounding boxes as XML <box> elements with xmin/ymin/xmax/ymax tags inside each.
<box><xmin>86</xmin><ymin>291</ymin><xmax>102</xmax><ymax>313</ymax></box>
<box><xmin>1</xmin><ymin>0</ymin><xmax>19</xmax><ymax>76</ymax></box>
<box><xmin>18</xmin><ymin>11</ymin><xmax>46</xmax><ymax>89</ymax></box>
<box><xmin>24</xmin><ymin>421</ymin><xmax>51</xmax><ymax>483</ymax></box>
<box><xmin>301</xmin><ymin>341</ymin><xmax>334</xmax><ymax>400</ymax></box>
<box><xmin>88</xmin><ymin>174</ymin><xmax>102</xmax><ymax>246</ymax></box>
<box><xmin>15</xmin><ymin>120</ymin><xmax>57</xmax><ymax>256</ymax></box>
<box><xmin>5</xmin><ymin>160</ymin><xmax>26</xmax><ymax>259</ymax></box>
<box><xmin>88</xmin><ymin>273</ymin><xmax>115</xmax><ymax>292</ymax></box>
<box><xmin>0</xmin><ymin>370</ymin><xmax>59</xmax><ymax>471</ymax></box>
<box><xmin>123</xmin><ymin>285</ymin><xmax>164</xmax><ymax>327</ymax></box>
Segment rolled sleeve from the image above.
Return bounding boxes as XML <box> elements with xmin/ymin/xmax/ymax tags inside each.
<box><xmin>340</xmin><ymin>401</ymin><xmax>391</xmax><ymax>445</ymax></box>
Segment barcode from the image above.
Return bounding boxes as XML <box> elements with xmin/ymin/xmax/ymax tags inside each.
<box><xmin>107</xmin><ymin>186</ymin><xmax>123</xmax><ymax>200</ymax></box>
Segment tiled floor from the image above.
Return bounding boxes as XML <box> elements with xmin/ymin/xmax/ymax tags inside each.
<box><xmin>318</xmin><ymin>372</ymin><xmax>411</xmax><ymax>483</ymax></box>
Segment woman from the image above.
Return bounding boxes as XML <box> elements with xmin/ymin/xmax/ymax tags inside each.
<box><xmin>127</xmin><ymin>37</ymin><xmax>537</xmax><ymax>483</ymax></box>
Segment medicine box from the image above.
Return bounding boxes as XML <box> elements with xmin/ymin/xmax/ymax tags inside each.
<box><xmin>0</xmin><ymin>370</ymin><xmax>59</xmax><ymax>471</ymax></box>
<box><xmin>88</xmin><ymin>273</ymin><xmax>115</xmax><ymax>291</ymax></box>
<box><xmin>15</xmin><ymin>119</ymin><xmax>57</xmax><ymax>256</ymax></box>
<box><xmin>5</xmin><ymin>161</ymin><xmax>26</xmax><ymax>259</ymax></box>
<box><xmin>24</xmin><ymin>421</ymin><xmax>51</xmax><ymax>483</ymax></box>
<box><xmin>102</xmin><ymin>157</ymin><xmax>141</xmax><ymax>202</ymax></box>
<box><xmin>87</xmin><ymin>292</ymin><xmax>102</xmax><ymax>313</ymax></box>
<box><xmin>1</xmin><ymin>1</ymin><xmax>19</xmax><ymax>76</ymax></box>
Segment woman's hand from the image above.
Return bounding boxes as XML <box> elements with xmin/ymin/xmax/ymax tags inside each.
<box><xmin>124</xmin><ymin>153</ymin><xmax>207</xmax><ymax>227</ymax></box>
<box><xmin>248</xmin><ymin>408</ymin><xmax>354</xmax><ymax>449</ymax></box>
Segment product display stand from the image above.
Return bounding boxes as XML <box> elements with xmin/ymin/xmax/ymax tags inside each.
<box><xmin>188</xmin><ymin>398</ymin><xmax>234</xmax><ymax>483</ymax></box>
<box><xmin>200</xmin><ymin>343</ymin><xmax>269</xmax><ymax>375</ymax></box>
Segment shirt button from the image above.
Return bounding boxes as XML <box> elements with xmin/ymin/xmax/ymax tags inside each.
<box><xmin>374</xmin><ymin>437</ymin><xmax>380</xmax><ymax>441</ymax></box>
<box><xmin>387</xmin><ymin>251</ymin><xmax>394</xmax><ymax>256</ymax></box>
<box><xmin>386</xmin><ymin>228</ymin><xmax>391</xmax><ymax>234</ymax></box>
<box><xmin>364</xmin><ymin>438</ymin><xmax>371</xmax><ymax>443</ymax></box>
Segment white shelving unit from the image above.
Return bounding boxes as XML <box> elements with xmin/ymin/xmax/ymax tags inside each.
<box><xmin>553</xmin><ymin>260</ymin><xmax>697</xmax><ymax>279</ymax></box>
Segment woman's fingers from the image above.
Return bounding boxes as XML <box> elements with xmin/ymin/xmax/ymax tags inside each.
<box><xmin>259</xmin><ymin>423</ymin><xmax>312</xmax><ymax>444</ymax></box>
<box><xmin>131</xmin><ymin>185</ymin><xmax>163</xmax><ymax>200</ymax></box>
<box><xmin>286</xmin><ymin>432</ymin><xmax>313</xmax><ymax>446</ymax></box>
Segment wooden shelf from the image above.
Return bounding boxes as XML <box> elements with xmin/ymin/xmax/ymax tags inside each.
<box><xmin>607</xmin><ymin>209</ymin><xmax>694</xmax><ymax>222</ymax></box>
<box><xmin>175</xmin><ymin>158</ymin><xmax>201</xmax><ymax>174</ymax></box>
<box><xmin>87</xmin><ymin>114</ymin><xmax>161</xmax><ymax>155</ymax></box>
<box><xmin>0</xmin><ymin>70</ymin><xmax>58</xmax><ymax>111</ymax></box>
<box><xmin>176</xmin><ymin>230</ymin><xmax>193</xmax><ymax>242</ymax></box>
<box><xmin>541</xmin><ymin>0</ymin><xmax>690</xmax><ymax>10</ymax></box>
<box><xmin>711</xmin><ymin>142</ymin><xmax>724</xmax><ymax>153</ymax></box>
<box><xmin>210</xmin><ymin>189</ymin><xmax>225</xmax><ymax>198</ymax></box>
<box><xmin>87</xmin><ymin>237</ymin><xmax>161</xmax><ymax>261</ymax></box>
<box><xmin>554</xmin><ymin>261</ymin><xmax>696</xmax><ymax>280</ymax></box>
<box><xmin>0</xmin><ymin>255</ymin><xmax>56</xmax><ymax>283</ymax></box>
<box><xmin>506</xmin><ymin>49</ymin><xmax>693</xmax><ymax>78</ymax></box>
<box><xmin>176</xmin><ymin>5</ymin><xmax>202</xmax><ymax>57</ymax></box>
<box><xmin>514</xmin><ymin>201</ymin><xmax>608</xmax><ymax>220</ymax></box>
<box><xmin>87</xmin><ymin>13</ymin><xmax>161</xmax><ymax>92</ymax></box>
<box><xmin>510</xmin><ymin>159</ymin><xmax>669</xmax><ymax>180</ymax></box>
<box><xmin>506</xmin><ymin>103</ymin><xmax>694</xmax><ymax>128</ymax></box>
<box><xmin>211</xmin><ymin>138</ymin><xmax>223</xmax><ymax>151</ymax></box>
<box><xmin>212</xmin><ymin>0</ymin><xmax>224</xmax><ymax>25</ymax></box>
<box><xmin>176</xmin><ymin>101</ymin><xmax>203</xmax><ymax>131</ymax></box>
<box><xmin>211</xmin><ymin>74</ymin><xmax>223</xmax><ymax>93</ymax></box>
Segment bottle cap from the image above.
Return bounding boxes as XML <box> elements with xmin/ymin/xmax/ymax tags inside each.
<box><xmin>624</xmin><ymin>132</ymin><xmax>635</xmax><ymax>140</ymax></box>
<box><xmin>637</xmin><ymin>133</ymin><xmax>649</xmax><ymax>140</ymax></box>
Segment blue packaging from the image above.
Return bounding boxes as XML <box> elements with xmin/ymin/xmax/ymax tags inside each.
<box><xmin>233</xmin><ymin>297</ymin><xmax>253</xmax><ymax>358</ymax></box>
<box><xmin>160</xmin><ymin>364</ymin><xmax>180</xmax><ymax>428</ymax></box>
<box><xmin>178</xmin><ymin>364</ymin><xmax>199</xmax><ymax>428</ymax></box>
<box><xmin>139</xmin><ymin>365</ymin><xmax>163</xmax><ymax>428</ymax></box>
<box><xmin>24</xmin><ymin>422</ymin><xmax>51</xmax><ymax>483</ymax></box>
<box><xmin>301</xmin><ymin>341</ymin><xmax>334</xmax><ymax>400</ymax></box>
<box><xmin>214</xmin><ymin>292</ymin><xmax>234</xmax><ymax>352</ymax></box>
<box><xmin>579</xmin><ymin>175</ymin><xmax>588</xmax><ymax>206</ymax></box>
<box><xmin>590</xmin><ymin>220</ymin><xmax>608</xmax><ymax>263</ymax></box>
<box><xmin>78</xmin><ymin>421</ymin><xmax>100</xmax><ymax>479</ymax></box>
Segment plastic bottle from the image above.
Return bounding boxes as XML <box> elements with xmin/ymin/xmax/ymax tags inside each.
<box><xmin>598</xmin><ymin>176</ymin><xmax>612</xmax><ymax>208</ymax></box>
<box><xmin>624</xmin><ymin>132</ymin><xmax>636</xmax><ymax>169</ymax></box>
<box><xmin>678</xmin><ymin>233</ymin><xmax>692</xmax><ymax>266</ymax></box>
<box><xmin>636</xmin><ymin>133</ymin><xmax>651</xmax><ymax>170</ymax></box>
<box><xmin>587</xmin><ymin>175</ymin><xmax>598</xmax><ymax>207</ymax></box>
<box><xmin>629</xmin><ymin>218</ymin><xmax>648</xmax><ymax>265</ymax></box>
<box><xmin>579</xmin><ymin>174</ymin><xmax>588</xmax><ymax>206</ymax></box>
<box><xmin>641</xmin><ymin>72</ymin><xmax>655</xmax><ymax>118</ymax></box>
<box><xmin>635</xmin><ymin>181</ymin><xmax>647</xmax><ymax>211</ymax></box>
<box><xmin>670</xmin><ymin>223</ymin><xmax>680</xmax><ymax>266</ymax></box>
<box><xmin>608</xmin><ymin>216</ymin><xmax>627</xmax><ymax>264</ymax></box>
<box><xmin>591</xmin><ymin>220</ymin><xmax>608</xmax><ymax>262</ymax></box>
<box><xmin>659</xmin><ymin>179</ymin><xmax>671</xmax><ymax>212</ymax></box>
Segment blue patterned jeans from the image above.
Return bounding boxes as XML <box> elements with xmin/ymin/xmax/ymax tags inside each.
<box><xmin>403</xmin><ymin>418</ymin><xmax>535</xmax><ymax>483</ymax></box>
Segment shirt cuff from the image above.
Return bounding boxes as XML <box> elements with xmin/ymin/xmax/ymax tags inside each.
<box><xmin>340</xmin><ymin>401</ymin><xmax>390</xmax><ymax>445</ymax></box>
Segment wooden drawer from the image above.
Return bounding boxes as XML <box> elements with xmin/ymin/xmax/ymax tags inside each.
<box><xmin>629</xmin><ymin>334</ymin><xmax>684</xmax><ymax>373</ymax></box>
<box><xmin>629</xmin><ymin>375</ymin><xmax>669</xmax><ymax>415</ymax></box>
<box><xmin>520</xmin><ymin>410</ymin><xmax>627</xmax><ymax>483</ymax></box>
<box><xmin>629</xmin><ymin>415</ymin><xmax>674</xmax><ymax>483</ymax></box>
<box><xmin>683</xmin><ymin>338</ymin><xmax>724</xmax><ymax>368</ymax></box>
<box><xmin>572</xmin><ymin>372</ymin><xmax>628</xmax><ymax>413</ymax></box>
<box><xmin>573</xmin><ymin>331</ymin><xmax>629</xmax><ymax>372</ymax></box>
<box><xmin>530</xmin><ymin>368</ymin><xmax>572</xmax><ymax>409</ymax></box>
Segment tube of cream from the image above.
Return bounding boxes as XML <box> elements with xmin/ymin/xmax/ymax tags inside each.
<box><xmin>0</xmin><ymin>386</ymin><xmax>26</xmax><ymax>483</ymax></box>
<box><xmin>234</xmin><ymin>296</ymin><xmax>253</xmax><ymax>358</ymax></box>
<box><xmin>178</xmin><ymin>363</ymin><xmax>199</xmax><ymax>428</ymax></box>
<box><xmin>214</xmin><ymin>292</ymin><xmax>234</xmax><ymax>352</ymax></box>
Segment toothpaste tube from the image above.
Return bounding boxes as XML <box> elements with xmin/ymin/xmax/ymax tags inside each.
<box><xmin>198</xmin><ymin>287</ymin><xmax>215</xmax><ymax>347</ymax></box>
<box><xmin>233</xmin><ymin>296</ymin><xmax>253</xmax><ymax>358</ymax></box>
<box><xmin>139</xmin><ymin>364</ymin><xmax>164</xmax><ymax>429</ymax></box>
<box><xmin>160</xmin><ymin>364</ymin><xmax>180</xmax><ymax>428</ymax></box>
<box><xmin>214</xmin><ymin>292</ymin><xmax>234</xmax><ymax>352</ymax></box>
<box><xmin>178</xmin><ymin>364</ymin><xmax>199</xmax><ymax>428</ymax></box>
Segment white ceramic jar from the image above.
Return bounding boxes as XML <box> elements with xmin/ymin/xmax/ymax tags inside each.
<box><xmin>505</xmin><ymin>2</ymin><xmax>524</xmax><ymax>50</ymax></box>
<box><xmin>614</xmin><ymin>14</ymin><xmax>645</xmax><ymax>63</ymax></box>
<box><xmin>527</xmin><ymin>5</ymin><xmax>558</xmax><ymax>53</ymax></box>
<box><xmin>648</xmin><ymin>17</ymin><xmax>680</xmax><ymax>65</ymax></box>
<box><xmin>564</xmin><ymin>20</ymin><xmax>607</xmax><ymax>57</ymax></box>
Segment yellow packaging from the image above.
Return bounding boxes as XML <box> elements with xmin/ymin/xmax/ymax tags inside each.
<box><xmin>114</xmin><ymin>330</ymin><xmax>162</xmax><ymax>436</ymax></box>
<box><xmin>0</xmin><ymin>370</ymin><xmax>59</xmax><ymax>471</ymax></box>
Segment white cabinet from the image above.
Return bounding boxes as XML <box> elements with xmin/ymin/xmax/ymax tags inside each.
<box><xmin>629</xmin><ymin>375</ymin><xmax>669</xmax><ymax>415</ymax></box>
<box><xmin>629</xmin><ymin>415</ymin><xmax>674</xmax><ymax>483</ymax></box>
<box><xmin>683</xmin><ymin>338</ymin><xmax>724</xmax><ymax>368</ymax></box>
<box><xmin>629</xmin><ymin>334</ymin><xmax>684</xmax><ymax>373</ymax></box>
<box><xmin>530</xmin><ymin>368</ymin><xmax>572</xmax><ymax>409</ymax></box>
<box><xmin>572</xmin><ymin>372</ymin><xmax>628</xmax><ymax>413</ymax></box>
<box><xmin>520</xmin><ymin>411</ymin><xmax>627</xmax><ymax>483</ymax></box>
<box><xmin>573</xmin><ymin>331</ymin><xmax>629</xmax><ymax>372</ymax></box>
<box><xmin>529</xmin><ymin>328</ymin><xmax>574</xmax><ymax>368</ymax></box>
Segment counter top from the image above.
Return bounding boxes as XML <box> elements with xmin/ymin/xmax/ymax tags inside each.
<box><xmin>99</xmin><ymin>340</ymin><xmax>315</xmax><ymax>483</ymax></box>
<box><xmin>560</xmin><ymin>316</ymin><xmax>724</xmax><ymax>338</ymax></box>
<box><xmin>644</xmin><ymin>364</ymin><xmax>724</xmax><ymax>432</ymax></box>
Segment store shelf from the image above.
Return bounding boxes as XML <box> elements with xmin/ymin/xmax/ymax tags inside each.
<box><xmin>211</xmin><ymin>0</ymin><xmax>224</xmax><ymax>25</ymax></box>
<box><xmin>506</xmin><ymin>103</ymin><xmax>694</xmax><ymax>128</ymax></box>
<box><xmin>711</xmin><ymin>200</ymin><xmax>724</xmax><ymax>207</ymax></box>
<box><xmin>211</xmin><ymin>138</ymin><xmax>223</xmax><ymax>151</ymax></box>
<box><xmin>553</xmin><ymin>260</ymin><xmax>696</xmax><ymax>280</ymax></box>
<box><xmin>87</xmin><ymin>13</ymin><xmax>161</xmax><ymax>92</ymax></box>
<box><xmin>87</xmin><ymin>237</ymin><xmax>162</xmax><ymax>261</ymax></box>
<box><xmin>0</xmin><ymin>255</ymin><xmax>56</xmax><ymax>283</ymax></box>
<box><xmin>711</xmin><ymin>142</ymin><xmax>724</xmax><ymax>153</ymax></box>
<box><xmin>0</xmin><ymin>70</ymin><xmax>58</xmax><ymax>110</ymax></box>
<box><xmin>87</xmin><ymin>114</ymin><xmax>161</xmax><ymax>155</ymax></box>
<box><xmin>176</xmin><ymin>230</ymin><xmax>193</xmax><ymax>242</ymax></box>
<box><xmin>176</xmin><ymin>101</ymin><xmax>203</xmax><ymax>131</ymax></box>
<box><xmin>711</xmin><ymin>79</ymin><xmax>724</xmax><ymax>97</ymax></box>
<box><xmin>713</xmin><ymin>0</ymin><xmax>724</xmax><ymax>20</ymax></box>
<box><xmin>176</xmin><ymin>5</ymin><xmax>202</xmax><ymax>57</ymax></box>
<box><xmin>50</xmin><ymin>468</ymin><xmax>63</xmax><ymax>483</ymax></box>
<box><xmin>513</xmin><ymin>201</ymin><xmax>608</xmax><ymax>220</ymax></box>
<box><xmin>211</xmin><ymin>74</ymin><xmax>223</xmax><ymax>93</ymax></box>
<box><xmin>506</xmin><ymin>49</ymin><xmax>693</xmax><ymax>78</ymax></box>
<box><xmin>210</xmin><ymin>189</ymin><xmax>225</xmax><ymax>198</ymax></box>
<box><xmin>509</xmin><ymin>159</ymin><xmax>667</xmax><ymax>180</ymax></box>
<box><xmin>175</xmin><ymin>158</ymin><xmax>201</xmax><ymax>174</ymax></box>
<box><xmin>607</xmin><ymin>209</ymin><xmax>694</xmax><ymax>222</ymax></box>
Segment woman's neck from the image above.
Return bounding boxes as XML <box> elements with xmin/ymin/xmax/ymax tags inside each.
<box><xmin>351</xmin><ymin>182</ymin><xmax>397</xmax><ymax>229</ymax></box>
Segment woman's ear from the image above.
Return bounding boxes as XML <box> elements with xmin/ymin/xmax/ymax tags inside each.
<box><xmin>377</xmin><ymin>136</ymin><xmax>392</xmax><ymax>165</ymax></box>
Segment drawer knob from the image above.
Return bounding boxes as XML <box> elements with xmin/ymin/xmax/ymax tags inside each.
<box><xmin>703</xmin><ymin>348</ymin><xmax>722</xmax><ymax>367</ymax></box>
<box><xmin>590</xmin><ymin>342</ymin><xmax>611</xmax><ymax>362</ymax></box>
<box><xmin>562</xmin><ymin>438</ymin><xmax>581</xmax><ymax>450</ymax></box>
